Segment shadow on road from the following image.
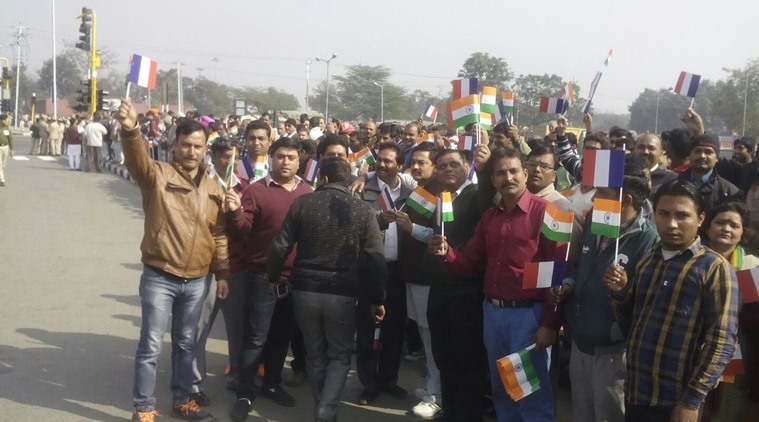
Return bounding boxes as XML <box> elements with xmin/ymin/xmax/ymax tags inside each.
<box><xmin>97</xmin><ymin>177</ymin><xmax>143</xmax><ymax>219</ymax></box>
<box><xmin>102</xmin><ymin>293</ymin><xmax>140</xmax><ymax>307</ymax></box>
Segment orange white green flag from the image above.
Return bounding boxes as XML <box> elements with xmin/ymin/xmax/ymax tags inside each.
<box><xmin>541</xmin><ymin>203</ymin><xmax>573</xmax><ymax>242</ymax></box>
<box><xmin>497</xmin><ymin>344</ymin><xmax>541</xmax><ymax>401</ymax></box>
<box><xmin>591</xmin><ymin>198</ymin><xmax>622</xmax><ymax>238</ymax></box>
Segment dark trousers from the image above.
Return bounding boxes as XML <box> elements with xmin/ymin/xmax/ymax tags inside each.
<box><xmin>261</xmin><ymin>293</ymin><xmax>296</xmax><ymax>387</ymax></box>
<box><xmin>356</xmin><ymin>262</ymin><xmax>406</xmax><ymax>393</ymax></box>
<box><xmin>290</xmin><ymin>321</ymin><xmax>307</xmax><ymax>373</ymax></box>
<box><xmin>428</xmin><ymin>283</ymin><xmax>487</xmax><ymax>422</ymax></box>
<box><xmin>625</xmin><ymin>403</ymin><xmax>676</xmax><ymax>422</ymax></box>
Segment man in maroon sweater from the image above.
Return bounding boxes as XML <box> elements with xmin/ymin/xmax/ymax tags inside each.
<box><xmin>225</xmin><ymin>136</ymin><xmax>313</xmax><ymax>421</ymax></box>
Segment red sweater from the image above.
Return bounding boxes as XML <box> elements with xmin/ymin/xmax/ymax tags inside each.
<box><xmin>225</xmin><ymin>179</ymin><xmax>250</xmax><ymax>273</ymax></box>
<box><xmin>227</xmin><ymin>176</ymin><xmax>313</xmax><ymax>276</ymax></box>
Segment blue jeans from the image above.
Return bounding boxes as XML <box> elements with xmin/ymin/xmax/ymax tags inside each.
<box><xmin>132</xmin><ymin>266</ymin><xmax>208</xmax><ymax>411</ymax></box>
<box><xmin>483</xmin><ymin>300</ymin><xmax>553</xmax><ymax>422</ymax></box>
<box><xmin>237</xmin><ymin>271</ymin><xmax>278</xmax><ymax>399</ymax></box>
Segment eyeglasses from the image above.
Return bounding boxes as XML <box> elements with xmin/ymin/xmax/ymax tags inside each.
<box><xmin>526</xmin><ymin>161</ymin><xmax>554</xmax><ymax>171</ymax></box>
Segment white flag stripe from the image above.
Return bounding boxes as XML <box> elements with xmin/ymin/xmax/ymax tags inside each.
<box><xmin>481</xmin><ymin>94</ymin><xmax>496</xmax><ymax>104</ymax></box>
<box><xmin>592</xmin><ymin>208</ymin><xmax>621</xmax><ymax>227</ymax></box>
<box><xmin>138</xmin><ymin>59</ymin><xmax>152</xmax><ymax>86</ymax></box>
<box><xmin>543</xmin><ymin>213</ymin><xmax>572</xmax><ymax>235</ymax></box>
<box><xmin>593</xmin><ymin>150</ymin><xmax>611</xmax><ymax>186</ymax></box>
<box><xmin>509</xmin><ymin>354</ymin><xmax>531</xmax><ymax>390</ymax></box>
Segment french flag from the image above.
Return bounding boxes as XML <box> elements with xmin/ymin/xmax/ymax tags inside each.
<box><xmin>539</xmin><ymin>97</ymin><xmax>567</xmax><ymax>114</ymax></box>
<box><xmin>582</xmin><ymin>149</ymin><xmax>625</xmax><ymax>188</ymax></box>
<box><xmin>523</xmin><ymin>261</ymin><xmax>567</xmax><ymax>289</ymax></box>
<box><xmin>378</xmin><ymin>186</ymin><xmax>396</xmax><ymax>212</ymax></box>
<box><xmin>236</xmin><ymin>158</ymin><xmax>254</xmax><ymax>181</ymax></box>
<box><xmin>129</xmin><ymin>54</ymin><xmax>158</xmax><ymax>90</ymax></box>
<box><xmin>452</xmin><ymin>78</ymin><xmax>478</xmax><ymax>100</ymax></box>
<box><xmin>423</xmin><ymin>104</ymin><xmax>439</xmax><ymax>121</ymax></box>
<box><xmin>458</xmin><ymin>135</ymin><xmax>475</xmax><ymax>151</ymax></box>
<box><xmin>303</xmin><ymin>158</ymin><xmax>319</xmax><ymax>183</ymax></box>
<box><xmin>582</xmin><ymin>71</ymin><xmax>603</xmax><ymax>114</ymax></box>
<box><xmin>674</xmin><ymin>71</ymin><xmax>701</xmax><ymax>98</ymax></box>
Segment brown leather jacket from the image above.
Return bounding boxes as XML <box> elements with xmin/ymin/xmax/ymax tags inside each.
<box><xmin>121</xmin><ymin>126</ymin><xmax>230</xmax><ymax>280</ymax></box>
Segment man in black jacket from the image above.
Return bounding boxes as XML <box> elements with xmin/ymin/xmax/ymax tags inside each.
<box><xmin>677</xmin><ymin>134</ymin><xmax>742</xmax><ymax>212</ymax></box>
<box><xmin>267</xmin><ymin>156</ymin><xmax>387</xmax><ymax>422</ymax></box>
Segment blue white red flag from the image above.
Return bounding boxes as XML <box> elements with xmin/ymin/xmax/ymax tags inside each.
<box><xmin>129</xmin><ymin>54</ymin><xmax>158</xmax><ymax>89</ymax></box>
<box><xmin>451</xmin><ymin>78</ymin><xmax>478</xmax><ymax>100</ymax></box>
<box><xmin>674</xmin><ymin>71</ymin><xmax>701</xmax><ymax>98</ymax></box>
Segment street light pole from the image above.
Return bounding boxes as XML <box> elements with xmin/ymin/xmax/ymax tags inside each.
<box><xmin>743</xmin><ymin>74</ymin><xmax>749</xmax><ymax>136</ymax></box>
<box><xmin>315</xmin><ymin>53</ymin><xmax>337</xmax><ymax>122</ymax></box>
<box><xmin>373</xmin><ymin>81</ymin><xmax>384</xmax><ymax>122</ymax></box>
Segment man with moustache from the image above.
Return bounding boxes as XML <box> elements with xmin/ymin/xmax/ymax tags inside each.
<box><xmin>117</xmin><ymin>100</ymin><xmax>229</xmax><ymax>422</ymax></box>
<box><xmin>634</xmin><ymin>133</ymin><xmax>678</xmax><ymax>194</ymax></box>
<box><xmin>241</xmin><ymin>121</ymin><xmax>271</xmax><ymax>183</ymax></box>
<box><xmin>677</xmin><ymin>134</ymin><xmax>742</xmax><ymax>212</ymax></box>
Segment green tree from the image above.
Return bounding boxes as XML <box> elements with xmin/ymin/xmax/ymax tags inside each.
<box><xmin>711</xmin><ymin>59</ymin><xmax>759</xmax><ymax>136</ymax></box>
<box><xmin>235</xmin><ymin>86</ymin><xmax>299</xmax><ymax>113</ymax></box>
<box><xmin>628</xmin><ymin>83</ymin><xmax>725</xmax><ymax>135</ymax></box>
<box><xmin>37</xmin><ymin>53</ymin><xmax>83</xmax><ymax>101</ymax></box>
<box><xmin>182</xmin><ymin>77</ymin><xmax>233</xmax><ymax>115</ymax></box>
<box><xmin>513</xmin><ymin>73</ymin><xmax>583</xmax><ymax>129</ymax></box>
<box><xmin>9</xmin><ymin>64</ymin><xmax>38</xmax><ymax>120</ymax></box>
<box><xmin>457</xmin><ymin>52</ymin><xmax>513</xmax><ymax>90</ymax></box>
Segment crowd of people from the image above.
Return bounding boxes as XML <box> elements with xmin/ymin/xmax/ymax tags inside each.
<box><xmin>106</xmin><ymin>95</ymin><xmax>757</xmax><ymax>422</ymax></box>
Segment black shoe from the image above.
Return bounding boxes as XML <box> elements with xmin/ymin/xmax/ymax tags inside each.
<box><xmin>172</xmin><ymin>399</ymin><xmax>214</xmax><ymax>421</ymax></box>
<box><xmin>381</xmin><ymin>384</ymin><xmax>408</xmax><ymax>398</ymax></box>
<box><xmin>260</xmin><ymin>385</ymin><xmax>295</xmax><ymax>407</ymax></box>
<box><xmin>230</xmin><ymin>398</ymin><xmax>252</xmax><ymax>422</ymax></box>
<box><xmin>190</xmin><ymin>391</ymin><xmax>210</xmax><ymax>406</ymax></box>
<box><xmin>357</xmin><ymin>389</ymin><xmax>379</xmax><ymax>406</ymax></box>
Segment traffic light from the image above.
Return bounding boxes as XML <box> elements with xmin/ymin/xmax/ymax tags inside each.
<box><xmin>1</xmin><ymin>67</ymin><xmax>9</xmax><ymax>80</ymax></box>
<box><xmin>75</xmin><ymin>79</ymin><xmax>91</xmax><ymax>112</ymax></box>
<box><xmin>97</xmin><ymin>89</ymin><xmax>108</xmax><ymax>110</ymax></box>
<box><xmin>76</xmin><ymin>8</ymin><xmax>92</xmax><ymax>51</ymax></box>
<box><xmin>0</xmin><ymin>100</ymin><xmax>10</xmax><ymax>113</ymax></box>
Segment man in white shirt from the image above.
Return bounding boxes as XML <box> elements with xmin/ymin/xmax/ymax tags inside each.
<box><xmin>84</xmin><ymin>115</ymin><xmax>108</xmax><ymax>172</ymax></box>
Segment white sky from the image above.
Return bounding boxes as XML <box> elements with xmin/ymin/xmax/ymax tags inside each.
<box><xmin>1</xmin><ymin>0</ymin><xmax>756</xmax><ymax>114</ymax></box>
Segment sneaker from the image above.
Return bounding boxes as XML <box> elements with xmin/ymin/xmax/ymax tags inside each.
<box><xmin>284</xmin><ymin>369</ymin><xmax>306</xmax><ymax>387</ymax></box>
<box><xmin>260</xmin><ymin>385</ymin><xmax>295</xmax><ymax>407</ymax></box>
<box><xmin>132</xmin><ymin>409</ymin><xmax>159</xmax><ymax>422</ymax></box>
<box><xmin>190</xmin><ymin>391</ymin><xmax>210</xmax><ymax>406</ymax></box>
<box><xmin>172</xmin><ymin>399</ymin><xmax>214</xmax><ymax>421</ymax></box>
<box><xmin>412</xmin><ymin>400</ymin><xmax>443</xmax><ymax>419</ymax></box>
<box><xmin>230</xmin><ymin>398</ymin><xmax>252</xmax><ymax>422</ymax></box>
<box><xmin>405</xmin><ymin>350</ymin><xmax>425</xmax><ymax>361</ymax></box>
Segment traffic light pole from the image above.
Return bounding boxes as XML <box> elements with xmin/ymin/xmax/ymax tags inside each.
<box><xmin>89</xmin><ymin>10</ymin><xmax>97</xmax><ymax>115</ymax></box>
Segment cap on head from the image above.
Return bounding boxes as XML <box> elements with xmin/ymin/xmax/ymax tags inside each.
<box><xmin>692</xmin><ymin>134</ymin><xmax>720</xmax><ymax>154</ymax></box>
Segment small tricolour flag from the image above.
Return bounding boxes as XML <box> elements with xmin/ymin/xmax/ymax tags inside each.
<box><xmin>674</xmin><ymin>71</ymin><xmax>701</xmax><ymax>98</ymax></box>
<box><xmin>423</xmin><ymin>104</ymin><xmax>439</xmax><ymax>121</ymax></box>
<box><xmin>440</xmin><ymin>192</ymin><xmax>454</xmax><ymax>223</ymax></box>
<box><xmin>378</xmin><ymin>186</ymin><xmax>396</xmax><ymax>212</ymax></box>
<box><xmin>254</xmin><ymin>155</ymin><xmax>267</xmax><ymax>178</ymax></box>
<box><xmin>502</xmin><ymin>92</ymin><xmax>515</xmax><ymax>114</ymax></box>
<box><xmin>303</xmin><ymin>158</ymin><xmax>319</xmax><ymax>183</ymax></box>
<box><xmin>539</xmin><ymin>97</ymin><xmax>567</xmax><ymax>114</ymax></box>
<box><xmin>468</xmin><ymin>160</ymin><xmax>478</xmax><ymax>184</ymax></box>
<box><xmin>458</xmin><ymin>135</ymin><xmax>475</xmax><ymax>151</ymax></box>
<box><xmin>406</xmin><ymin>186</ymin><xmax>437</xmax><ymax>219</ymax></box>
<box><xmin>349</xmin><ymin>147</ymin><xmax>377</xmax><ymax>165</ymax></box>
<box><xmin>497</xmin><ymin>344</ymin><xmax>541</xmax><ymax>402</ymax></box>
<box><xmin>523</xmin><ymin>261</ymin><xmax>567</xmax><ymax>289</ymax></box>
<box><xmin>582</xmin><ymin>71</ymin><xmax>603</xmax><ymax>114</ymax></box>
<box><xmin>591</xmin><ymin>198</ymin><xmax>622</xmax><ymax>238</ymax></box>
<box><xmin>236</xmin><ymin>157</ymin><xmax>255</xmax><ymax>181</ymax></box>
<box><xmin>582</xmin><ymin>149</ymin><xmax>625</xmax><ymax>188</ymax></box>
<box><xmin>416</xmin><ymin>133</ymin><xmax>435</xmax><ymax>146</ymax></box>
<box><xmin>481</xmin><ymin>86</ymin><xmax>497</xmax><ymax>114</ymax></box>
<box><xmin>604</xmin><ymin>49</ymin><xmax>613</xmax><ymax>66</ymax></box>
<box><xmin>447</xmin><ymin>95</ymin><xmax>480</xmax><ymax>129</ymax></box>
<box><xmin>480</xmin><ymin>112</ymin><xmax>493</xmax><ymax>129</ymax></box>
<box><xmin>129</xmin><ymin>54</ymin><xmax>158</xmax><ymax>89</ymax></box>
<box><xmin>541</xmin><ymin>203</ymin><xmax>573</xmax><ymax>242</ymax></box>
<box><xmin>736</xmin><ymin>268</ymin><xmax>759</xmax><ymax>303</ymax></box>
<box><xmin>452</xmin><ymin>78</ymin><xmax>478</xmax><ymax>100</ymax></box>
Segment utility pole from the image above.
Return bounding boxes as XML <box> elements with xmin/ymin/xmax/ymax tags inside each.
<box><xmin>177</xmin><ymin>62</ymin><xmax>183</xmax><ymax>113</ymax></box>
<box><xmin>305</xmin><ymin>58</ymin><xmax>311</xmax><ymax>111</ymax></box>
<box><xmin>51</xmin><ymin>0</ymin><xmax>58</xmax><ymax>119</ymax></box>
<box><xmin>13</xmin><ymin>25</ymin><xmax>25</xmax><ymax>129</ymax></box>
<box><xmin>211</xmin><ymin>57</ymin><xmax>218</xmax><ymax>83</ymax></box>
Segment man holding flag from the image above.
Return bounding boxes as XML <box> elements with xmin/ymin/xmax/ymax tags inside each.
<box><xmin>430</xmin><ymin>148</ymin><xmax>566</xmax><ymax>421</ymax></box>
<box><xmin>550</xmin><ymin>155</ymin><xmax>658</xmax><ymax>422</ymax></box>
<box><xmin>605</xmin><ymin>179</ymin><xmax>738</xmax><ymax>422</ymax></box>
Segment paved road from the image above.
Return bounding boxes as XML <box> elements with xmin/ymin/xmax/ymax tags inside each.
<box><xmin>0</xmin><ymin>135</ymin><xmax>571</xmax><ymax>421</ymax></box>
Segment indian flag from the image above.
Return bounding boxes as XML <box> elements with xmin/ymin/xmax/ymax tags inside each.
<box><xmin>541</xmin><ymin>203</ymin><xmax>573</xmax><ymax>242</ymax></box>
<box><xmin>236</xmin><ymin>157</ymin><xmax>254</xmax><ymax>181</ymax></box>
<box><xmin>448</xmin><ymin>95</ymin><xmax>480</xmax><ymax>129</ymax></box>
<box><xmin>523</xmin><ymin>261</ymin><xmax>567</xmax><ymax>289</ymax></box>
<box><xmin>497</xmin><ymin>344</ymin><xmax>541</xmax><ymax>402</ymax></box>
<box><xmin>349</xmin><ymin>147</ymin><xmax>377</xmax><ymax>165</ymax></box>
<box><xmin>406</xmin><ymin>186</ymin><xmax>437</xmax><ymax>218</ymax></box>
<box><xmin>502</xmin><ymin>91</ymin><xmax>515</xmax><ymax>113</ymax></box>
<box><xmin>481</xmin><ymin>86</ymin><xmax>497</xmax><ymax>113</ymax></box>
<box><xmin>591</xmin><ymin>198</ymin><xmax>622</xmax><ymax>238</ymax></box>
<box><xmin>436</xmin><ymin>192</ymin><xmax>454</xmax><ymax>225</ymax></box>
<box><xmin>480</xmin><ymin>112</ymin><xmax>493</xmax><ymax>129</ymax></box>
<box><xmin>254</xmin><ymin>155</ymin><xmax>267</xmax><ymax>179</ymax></box>
<box><xmin>582</xmin><ymin>149</ymin><xmax>625</xmax><ymax>188</ymax></box>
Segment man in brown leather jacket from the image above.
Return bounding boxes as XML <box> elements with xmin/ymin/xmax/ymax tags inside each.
<box><xmin>116</xmin><ymin>100</ymin><xmax>229</xmax><ymax>422</ymax></box>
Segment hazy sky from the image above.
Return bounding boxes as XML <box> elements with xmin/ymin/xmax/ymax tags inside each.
<box><xmin>2</xmin><ymin>0</ymin><xmax>757</xmax><ymax>115</ymax></box>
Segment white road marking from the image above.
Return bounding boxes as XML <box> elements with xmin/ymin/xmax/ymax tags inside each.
<box><xmin>12</xmin><ymin>156</ymin><xmax>29</xmax><ymax>161</ymax></box>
